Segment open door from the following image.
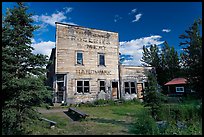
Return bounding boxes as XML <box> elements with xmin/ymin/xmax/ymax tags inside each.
<box><xmin>137</xmin><ymin>83</ymin><xmax>143</xmax><ymax>99</ymax></box>
<box><xmin>112</xmin><ymin>82</ymin><xmax>118</xmax><ymax>99</ymax></box>
<box><xmin>56</xmin><ymin>74</ymin><xmax>67</xmax><ymax>103</ymax></box>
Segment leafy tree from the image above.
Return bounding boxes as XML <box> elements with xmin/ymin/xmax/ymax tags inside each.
<box><xmin>2</xmin><ymin>2</ymin><xmax>52</xmax><ymax>134</ymax></box>
<box><xmin>143</xmin><ymin>70</ymin><xmax>166</xmax><ymax>120</ymax></box>
<box><xmin>179</xmin><ymin>19</ymin><xmax>202</xmax><ymax>97</ymax></box>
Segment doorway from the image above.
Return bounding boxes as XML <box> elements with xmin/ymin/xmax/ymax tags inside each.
<box><xmin>137</xmin><ymin>83</ymin><xmax>143</xmax><ymax>99</ymax></box>
<box><xmin>112</xmin><ymin>82</ymin><xmax>118</xmax><ymax>99</ymax></box>
<box><xmin>56</xmin><ymin>74</ymin><xmax>67</xmax><ymax>103</ymax></box>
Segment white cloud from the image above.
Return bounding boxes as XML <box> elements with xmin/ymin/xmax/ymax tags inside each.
<box><xmin>119</xmin><ymin>35</ymin><xmax>164</xmax><ymax>66</ymax></box>
<box><xmin>63</xmin><ymin>7</ymin><xmax>73</xmax><ymax>13</ymax></box>
<box><xmin>132</xmin><ymin>13</ymin><xmax>142</xmax><ymax>22</ymax></box>
<box><xmin>40</xmin><ymin>11</ymin><xmax>67</xmax><ymax>26</ymax></box>
<box><xmin>31</xmin><ymin>15</ymin><xmax>39</xmax><ymax>22</ymax></box>
<box><xmin>162</xmin><ymin>29</ymin><xmax>171</xmax><ymax>33</ymax></box>
<box><xmin>32</xmin><ymin>6</ymin><xmax>76</xmax><ymax>27</ymax></box>
<box><xmin>31</xmin><ymin>40</ymin><xmax>55</xmax><ymax>57</ymax></box>
<box><xmin>114</xmin><ymin>14</ymin><xmax>122</xmax><ymax>22</ymax></box>
<box><xmin>129</xmin><ymin>8</ymin><xmax>137</xmax><ymax>14</ymax></box>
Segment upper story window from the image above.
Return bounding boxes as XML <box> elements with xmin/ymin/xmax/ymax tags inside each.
<box><xmin>98</xmin><ymin>53</ymin><xmax>105</xmax><ymax>66</ymax></box>
<box><xmin>76</xmin><ymin>51</ymin><xmax>83</xmax><ymax>65</ymax></box>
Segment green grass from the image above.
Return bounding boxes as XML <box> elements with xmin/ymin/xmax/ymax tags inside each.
<box><xmin>28</xmin><ymin>99</ymin><xmax>202</xmax><ymax>135</ymax></box>
<box><xmin>28</xmin><ymin>103</ymin><xmax>144</xmax><ymax>135</ymax></box>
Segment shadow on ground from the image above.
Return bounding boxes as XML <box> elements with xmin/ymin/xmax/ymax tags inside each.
<box><xmin>63</xmin><ymin>111</ymin><xmax>82</xmax><ymax>121</ymax></box>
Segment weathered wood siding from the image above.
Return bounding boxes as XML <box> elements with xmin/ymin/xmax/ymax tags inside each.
<box><xmin>55</xmin><ymin>23</ymin><xmax>119</xmax><ymax>103</ymax></box>
<box><xmin>120</xmin><ymin>65</ymin><xmax>153</xmax><ymax>99</ymax></box>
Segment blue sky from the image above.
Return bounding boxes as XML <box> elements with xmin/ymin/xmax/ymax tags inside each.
<box><xmin>2</xmin><ymin>2</ymin><xmax>202</xmax><ymax>66</ymax></box>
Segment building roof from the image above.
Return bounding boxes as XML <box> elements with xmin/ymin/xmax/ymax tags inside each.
<box><xmin>164</xmin><ymin>78</ymin><xmax>187</xmax><ymax>86</ymax></box>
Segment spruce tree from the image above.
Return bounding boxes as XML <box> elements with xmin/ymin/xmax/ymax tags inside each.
<box><xmin>143</xmin><ymin>70</ymin><xmax>166</xmax><ymax>120</ymax></box>
<box><xmin>179</xmin><ymin>19</ymin><xmax>202</xmax><ymax>97</ymax></box>
<box><xmin>2</xmin><ymin>2</ymin><xmax>52</xmax><ymax>134</ymax></box>
<box><xmin>141</xmin><ymin>42</ymin><xmax>181</xmax><ymax>87</ymax></box>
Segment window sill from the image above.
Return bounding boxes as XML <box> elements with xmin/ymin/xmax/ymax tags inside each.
<box><xmin>75</xmin><ymin>64</ymin><xmax>84</xmax><ymax>66</ymax></box>
<box><xmin>98</xmin><ymin>65</ymin><xmax>106</xmax><ymax>67</ymax></box>
<box><xmin>74</xmin><ymin>92</ymin><xmax>91</xmax><ymax>95</ymax></box>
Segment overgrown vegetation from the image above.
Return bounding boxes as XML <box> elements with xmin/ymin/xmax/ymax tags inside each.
<box><xmin>28</xmin><ymin>98</ymin><xmax>201</xmax><ymax>135</ymax></box>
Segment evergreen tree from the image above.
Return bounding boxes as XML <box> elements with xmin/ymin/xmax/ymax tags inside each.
<box><xmin>179</xmin><ymin>19</ymin><xmax>202</xmax><ymax>97</ymax></box>
<box><xmin>160</xmin><ymin>41</ymin><xmax>180</xmax><ymax>82</ymax></box>
<box><xmin>143</xmin><ymin>70</ymin><xmax>166</xmax><ymax>120</ymax></box>
<box><xmin>2</xmin><ymin>2</ymin><xmax>52</xmax><ymax>134</ymax></box>
<box><xmin>141</xmin><ymin>42</ymin><xmax>181</xmax><ymax>87</ymax></box>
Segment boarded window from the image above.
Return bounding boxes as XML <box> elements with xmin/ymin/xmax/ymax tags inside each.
<box><xmin>77</xmin><ymin>81</ymin><xmax>90</xmax><ymax>94</ymax></box>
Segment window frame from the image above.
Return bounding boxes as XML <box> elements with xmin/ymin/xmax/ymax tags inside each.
<box><xmin>124</xmin><ymin>81</ymin><xmax>136</xmax><ymax>94</ymax></box>
<box><xmin>76</xmin><ymin>80</ymin><xmax>90</xmax><ymax>94</ymax></box>
<box><xmin>98</xmin><ymin>53</ymin><xmax>105</xmax><ymax>66</ymax></box>
<box><xmin>99</xmin><ymin>80</ymin><xmax>106</xmax><ymax>92</ymax></box>
<box><xmin>76</xmin><ymin>51</ymin><xmax>83</xmax><ymax>65</ymax></box>
<box><xmin>56</xmin><ymin>74</ymin><xmax>65</xmax><ymax>91</ymax></box>
<box><xmin>176</xmin><ymin>87</ymin><xmax>184</xmax><ymax>93</ymax></box>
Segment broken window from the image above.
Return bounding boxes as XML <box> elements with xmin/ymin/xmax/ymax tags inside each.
<box><xmin>99</xmin><ymin>53</ymin><xmax>105</xmax><ymax>66</ymax></box>
<box><xmin>76</xmin><ymin>51</ymin><xmax>83</xmax><ymax>65</ymax></box>
<box><xmin>130</xmin><ymin>82</ymin><xmax>136</xmax><ymax>94</ymax></box>
<box><xmin>77</xmin><ymin>80</ymin><xmax>90</xmax><ymax>94</ymax></box>
<box><xmin>56</xmin><ymin>74</ymin><xmax>66</xmax><ymax>103</ymax></box>
<box><xmin>99</xmin><ymin>81</ymin><xmax>106</xmax><ymax>92</ymax></box>
<box><xmin>124</xmin><ymin>82</ymin><xmax>130</xmax><ymax>94</ymax></box>
<box><xmin>56</xmin><ymin>74</ymin><xmax>65</xmax><ymax>91</ymax></box>
<box><xmin>124</xmin><ymin>81</ymin><xmax>136</xmax><ymax>94</ymax></box>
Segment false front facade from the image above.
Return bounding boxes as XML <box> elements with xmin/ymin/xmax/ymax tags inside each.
<box><xmin>47</xmin><ymin>22</ymin><xmax>153</xmax><ymax>104</ymax></box>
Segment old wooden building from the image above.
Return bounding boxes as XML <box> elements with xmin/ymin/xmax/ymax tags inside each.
<box><xmin>46</xmin><ymin>22</ymin><xmax>153</xmax><ymax>104</ymax></box>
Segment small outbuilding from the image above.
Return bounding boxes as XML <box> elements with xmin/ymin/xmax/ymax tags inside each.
<box><xmin>164</xmin><ymin>78</ymin><xmax>188</xmax><ymax>96</ymax></box>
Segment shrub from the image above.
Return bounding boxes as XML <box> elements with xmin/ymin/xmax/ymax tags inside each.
<box><xmin>130</xmin><ymin>111</ymin><xmax>159</xmax><ymax>135</ymax></box>
<box><xmin>143</xmin><ymin>91</ymin><xmax>166</xmax><ymax>120</ymax></box>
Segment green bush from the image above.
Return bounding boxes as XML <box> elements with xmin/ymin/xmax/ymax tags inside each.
<box><xmin>162</xmin><ymin>120</ymin><xmax>202</xmax><ymax>135</ymax></box>
<box><xmin>130</xmin><ymin>110</ymin><xmax>159</xmax><ymax>135</ymax></box>
<box><xmin>143</xmin><ymin>91</ymin><xmax>167</xmax><ymax>120</ymax></box>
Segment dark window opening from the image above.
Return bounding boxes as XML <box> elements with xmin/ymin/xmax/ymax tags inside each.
<box><xmin>57</xmin><ymin>74</ymin><xmax>64</xmax><ymax>81</ymax></box>
<box><xmin>131</xmin><ymin>82</ymin><xmax>136</xmax><ymax>94</ymax></box>
<box><xmin>99</xmin><ymin>81</ymin><xmax>106</xmax><ymax>92</ymax></box>
<box><xmin>124</xmin><ymin>82</ymin><xmax>130</xmax><ymax>94</ymax></box>
<box><xmin>77</xmin><ymin>52</ymin><xmax>83</xmax><ymax>65</ymax></box>
<box><xmin>99</xmin><ymin>53</ymin><xmax>105</xmax><ymax>66</ymax></box>
<box><xmin>77</xmin><ymin>81</ymin><xmax>90</xmax><ymax>94</ymax></box>
<box><xmin>124</xmin><ymin>81</ymin><xmax>136</xmax><ymax>94</ymax></box>
<box><xmin>56</xmin><ymin>74</ymin><xmax>65</xmax><ymax>92</ymax></box>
